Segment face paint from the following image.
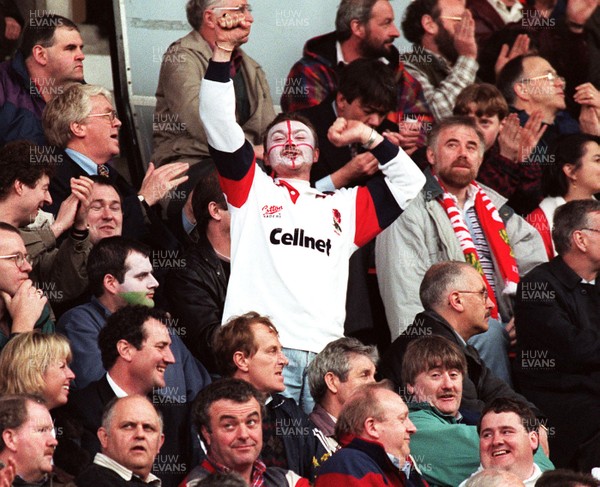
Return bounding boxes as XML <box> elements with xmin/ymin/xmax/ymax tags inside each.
<box><xmin>266</xmin><ymin>119</ymin><xmax>315</xmax><ymax>173</ymax></box>
<box><xmin>118</xmin><ymin>291</ymin><xmax>156</xmax><ymax>308</ymax></box>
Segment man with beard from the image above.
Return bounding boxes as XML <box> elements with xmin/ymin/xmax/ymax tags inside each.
<box><xmin>281</xmin><ymin>0</ymin><xmax>433</xmax><ymax>152</ymax></box>
<box><xmin>401</xmin><ymin>0</ymin><xmax>479</xmax><ymax>121</ymax></box>
<box><xmin>376</xmin><ymin>116</ymin><xmax>546</xmax><ymax>385</ymax></box>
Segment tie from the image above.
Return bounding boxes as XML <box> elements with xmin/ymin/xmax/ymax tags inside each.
<box><xmin>97</xmin><ymin>164</ymin><xmax>109</xmax><ymax>177</ymax></box>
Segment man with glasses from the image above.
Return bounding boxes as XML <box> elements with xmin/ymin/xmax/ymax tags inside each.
<box><xmin>515</xmin><ymin>199</ymin><xmax>600</xmax><ymax>471</ymax></box>
<box><xmin>379</xmin><ymin>261</ymin><xmax>544</xmax><ymax>424</ymax></box>
<box><xmin>376</xmin><ymin>116</ymin><xmax>547</xmax><ymax>385</ymax></box>
<box><xmin>496</xmin><ymin>54</ymin><xmax>600</xmax><ymax>214</ymax></box>
<box><xmin>0</xmin><ymin>223</ymin><xmax>54</xmax><ymax>351</ymax></box>
<box><xmin>153</xmin><ymin>0</ymin><xmax>274</xmax><ymax>168</ymax></box>
<box><xmin>42</xmin><ymin>83</ymin><xmax>189</xmax><ymax>243</ymax></box>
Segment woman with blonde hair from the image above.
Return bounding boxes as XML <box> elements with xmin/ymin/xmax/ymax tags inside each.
<box><xmin>0</xmin><ymin>331</ymin><xmax>75</xmax><ymax>410</ymax></box>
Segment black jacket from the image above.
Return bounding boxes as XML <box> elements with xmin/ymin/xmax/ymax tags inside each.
<box><xmin>515</xmin><ymin>256</ymin><xmax>600</xmax><ymax>470</ymax></box>
<box><xmin>164</xmin><ymin>234</ymin><xmax>228</xmax><ymax>373</ymax></box>
<box><xmin>379</xmin><ymin>309</ymin><xmax>542</xmax><ymax>417</ymax></box>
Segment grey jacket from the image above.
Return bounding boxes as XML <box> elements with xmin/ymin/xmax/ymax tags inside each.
<box><xmin>375</xmin><ymin>171</ymin><xmax>547</xmax><ymax>340</ymax></box>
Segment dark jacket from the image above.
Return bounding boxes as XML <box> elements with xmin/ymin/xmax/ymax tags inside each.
<box><xmin>379</xmin><ymin>309</ymin><xmax>542</xmax><ymax>417</ymax></box>
<box><xmin>0</xmin><ymin>52</ymin><xmax>46</xmax><ymax>145</ymax></box>
<box><xmin>164</xmin><ymin>234</ymin><xmax>228</xmax><ymax>373</ymax></box>
<box><xmin>75</xmin><ymin>463</ymin><xmax>159</xmax><ymax>487</ymax></box>
<box><xmin>315</xmin><ymin>436</ymin><xmax>428</xmax><ymax>487</ymax></box>
<box><xmin>263</xmin><ymin>393</ymin><xmax>327</xmax><ymax>481</ymax></box>
<box><xmin>63</xmin><ymin>375</ymin><xmax>197</xmax><ymax>487</ymax></box>
<box><xmin>515</xmin><ymin>256</ymin><xmax>600</xmax><ymax>470</ymax></box>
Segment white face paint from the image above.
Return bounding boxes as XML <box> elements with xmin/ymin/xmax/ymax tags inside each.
<box><xmin>265</xmin><ymin>119</ymin><xmax>316</xmax><ymax>175</ymax></box>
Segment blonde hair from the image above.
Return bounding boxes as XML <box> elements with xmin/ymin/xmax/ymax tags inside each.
<box><xmin>0</xmin><ymin>332</ymin><xmax>72</xmax><ymax>397</ymax></box>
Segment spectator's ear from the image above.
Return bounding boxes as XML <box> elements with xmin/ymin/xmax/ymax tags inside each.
<box><xmin>69</xmin><ymin>120</ymin><xmax>86</xmax><ymax>139</ymax></box>
<box><xmin>350</xmin><ymin>19</ymin><xmax>366</xmax><ymax>40</ymax></box>
<box><xmin>233</xmin><ymin>351</ymin><xmax>249</xmax><ymax>372</ymax></box>
<box><xmin>324</xmin><ymin>371</ymin><xmax>338</xmax><ymax>394</ymax></box>
<box><xmin>422</xmin><ymin>14</ymin><xmax>438</xmax><ymax>36</ymax></box>
<box><xmin>97</xmin><ymin>427</ymin><xmax>109</xmax><ymax>449</ymax></box>
<box><xmin>406</xmin><ymin>383</ymin><xmax>415</xmax><ymax>396</ymax></box>
<box><xmin>426</xmin><ymin>147</ymin><xmax>436</xmax><ymax>167</ymax></box>
<box><xmin>31</xmin><ymin>44</ymin><xmax>48</xmax><ymax>66</ymax></box>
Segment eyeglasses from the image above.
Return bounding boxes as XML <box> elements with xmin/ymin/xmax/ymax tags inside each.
<box><xmin>457</xmin><ymin>288</ymin><xmax>489</xmax><ymax>301</ymax></box>
<box><xmin>439</xmin><ymin>15</ymin><xmax>462</xmax><ymax>21</ymax></box>
<box><xmin>581</xmin><ymin>228</ymin><xmax>600</xmax><ymax>235</ymax></box>
<box><xmin>0</xmin><ymin>252</ymin><xmax>33</xmax><ymax>269</ymax></box>
<box><xmin>87</xmin><ymin>110</ymin><xmax>118</xmax><ymax>123</ymax></box>
<box><xmin>519</xmin><ymin>72</ymin><xmax>565</xmax><ymax>84</ymax></box>
<box><xmin>212</xmin><ymin>4</ymin><xmax>252</xmax><ymax>14</ymax></box>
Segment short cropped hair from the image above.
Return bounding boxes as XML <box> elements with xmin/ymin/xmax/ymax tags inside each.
<box><xmin>307</xmin><ymin>337</ymin><xmax>379</xmax><ymax>404</ymax></box>
<box><xmin>192</xmin><ymin>379</ymin><xmax>265</xmax><ymax>441</ymax></box>
<box><xmin>43</xmin><ymin>83</ymin><xmax>113</xmax><ymax>148</ymax></box>
<box><xmin>478</xmin><ymin>396</ymin><xmax>538</xmax><ymax>434</ymax></box>
<box><xmin>98</xmin><ymin>305</ymin><xmax>170</xmax><ymax>370</ymax></box>
<box><xmin>335</xmin><ymin>0</ymin><xmax>381</xmax><ymax>42</ymax></box>
<box><xmin>427</xmin><ymin>116</ymin><xmax>485</xmax><ymax>156</ymax></box>
<box><xmin>419</xmin><ymin>261</ymin><xmax>474</xmax><ymax>310</ymax></box>
<box><xmin>453</xmin><ymin>83</ymin><xmax>509</xmax><ymax>121</ymax></box>
<box><xmin>401</xmin><ymin>336</ymin><xmax>467</xmax><ymax>386</ymax></box>
<box><xmin>191</xmin><ymin>164</ymin><xmax>226</xmax><ymax>234</ymax></box>
<box><xmin>335</xmin><ymin>381</ymin><xmax>394</xmax><ymax>438</ymax></box>
<box><xmin>0</xmin><ymin>394</ymin><xmax>46</xmax><ymax>452</ymax></box>
<box><xmin>186</xmin><ymin>0</ymin><xmax>222</xmax><ymax>31</ymax></box>
<box><xmin>0</xmin><ymin>332</ymin><xmax>72</xmax><ymax>399</ymax></box>
<box><xmin>101</xmin><ymin>395</ymin><xmax>163</xmax><ymax>433</ymax></box>
<box><xmin>552</xmin><ymin>199</ymin><xmax>600</xmax><ymax>255</ymax></box>
<box><xmin>87</xmin><ymin>236</ymin><xmax>151</xmax><ymax>298</ymax></box>
<box><xmin>338</xmin><ymin>59</ymin><xmax>397</xmax><ymax>114</ymax></box>
<box><xmin>0</xmin><ymin>140</ymin><xmax>55</xmax><ymax>201</ymax></box>
<box><xmin>213</xmin><ymin>312</ymin><xmax>279</xmax><ymax>377</ymax></box>
<box><xmin>19</xmin><ymin>14</ymin><xmax>79</xmax><ymax>59</ymax></box>
<box><xmin>542</xmin><ymin>134</ymin><xmax>600</xmax><ymax>198</ymax></box>
<box><xmin>401</xmin><ymin>0</ymin><xmax>439</xmax><ymax>45</ymax></box>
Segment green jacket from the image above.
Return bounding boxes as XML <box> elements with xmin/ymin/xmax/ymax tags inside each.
<box><xmin>0</xmin><ymin>302</ymin><xmax>55</xmax><ymax>351</ymax></box>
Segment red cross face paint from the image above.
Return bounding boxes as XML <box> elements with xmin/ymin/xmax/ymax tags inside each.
<box><xmin>266</xmin><ymin>119</ymin><xmax>316</xmax><ymax>176</ymax></box>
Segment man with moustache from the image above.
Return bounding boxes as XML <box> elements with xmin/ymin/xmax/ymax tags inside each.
<box><xmin>379</xmin><ymin>261</ymin><xmax>543</xmax><ymax>420</ymax></box>
<box><xmin>402</xmin><ymin>337</ymin><xmax>553</xmax><ymax>487</ymax></box>
<box><xmin>376</xmin><ymin>116</ymin><xmax>546</xmax><ymax>384</ymax></box>
<box><xmin>0</xmin><ymin>395</ymin><xmax>58</xmax><ymax>487</ymax></box>
<box><xmin>401</xmin><ymin>0</ymin><xmax>479</xmax><ymax>121</ymax></box>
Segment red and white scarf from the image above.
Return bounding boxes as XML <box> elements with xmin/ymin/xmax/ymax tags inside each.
<box><xmin>436</xmin><ymin>177</ymin><xmax>519</xmax><ymax>318</ymax></box>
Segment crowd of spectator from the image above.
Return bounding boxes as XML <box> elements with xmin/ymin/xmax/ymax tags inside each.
<box><xmin>0</xmin><ymin>0</ymin><xmax>599</xmax><ymax>485</ymax></box>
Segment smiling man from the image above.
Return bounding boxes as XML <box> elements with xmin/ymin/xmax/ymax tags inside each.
<box><xmin>458</xmin><ymin>397</ymin><xmax>548</xmax><ymax>486</ymax></box>
<box><xmin>182</xmin><ymin>379</ymin><xmax>309</xmax><ymax>487</ymax></box>
<box><xmin>57</xmin><ymin>236</ymin><xmax>208</xmax><ymax>398</ymax></box>
<box><xmin>75</xmin><ymin>395</ymin><xmax>164</xmax><ymax>487</ymax></box>
<box><xmin>42</xmin><ymin>83</ymin><xmax>189</xmax><ymax>242</ymax></box>
<box><xmin>376</xmin><ymin>116</ymin><xmax>546</xmax><ymax>385</ymax></box>
<box><xmin>401</xmin><ymin>336</ymin><xmax>553</xmax><ymax>487</ymax></box>
<box><xmin>0</xmin><ymin>395</ymin><xmax>58</xmax><ymax>487</ymax></box>
<box><xmin>202</xmin><ymin>9</ymin><xmax>424</xmax><ymax>412</ymax></box>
